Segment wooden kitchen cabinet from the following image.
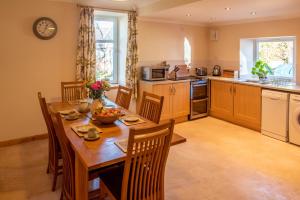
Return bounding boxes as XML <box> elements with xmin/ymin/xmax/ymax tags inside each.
<box><xmin>152</xmin><ymin>84</ymin><xmax>172</xmax><ymax>120</ymax></box>
<box><xmin>233</xmin><ymin>83</ymin><xmax>261</xmax><ymax>130</ymax></box>
<box><xmin>139</xmin><ymin>81</ymin><xmax>190</xmax><ymax>122</ymax></box>
<box><xmin>210</xmin><ymin>80</ymin><xmax>261</xmax><ymax>131</ymax></box>
<box><xmin>171</xmin><ymin>82</ymin><xmax>190</xmax><ymax>118</ymax></box>
<box><xmin>210</xmin><ymin>80</ymin><xmax>234</xmax><ymax>120</ymax></box>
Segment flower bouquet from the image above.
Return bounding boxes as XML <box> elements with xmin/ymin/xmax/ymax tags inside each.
<box><xmin>86</xmin><ymin>80</ymin><xmax>110</xmax><ymax>115</ymax></box>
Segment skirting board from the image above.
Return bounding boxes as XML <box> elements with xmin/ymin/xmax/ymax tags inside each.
<box><xmin>0</xmin><ymin>133</ymin><xmax>48</xmax><ymax>148</ymax></box>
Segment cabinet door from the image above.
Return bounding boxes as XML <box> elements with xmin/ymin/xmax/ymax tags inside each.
<box><xmin>172</xmin><ymin>82</ymin><xmax>190</xmax><ymax>118</ymax></box>
<box><xmin>233</xmin><ymin>84</ymin><xmax>261</xmax><ymax>131</ymax></box>
<box><xmin>210</xmin><ymin>80</ymin><xmax>234</xmax><ymax>120</ymax></box>
<box><xmin>152</xmin><ymin>84</ymin><xmax>172</xmax><ymax>120</ymax></box>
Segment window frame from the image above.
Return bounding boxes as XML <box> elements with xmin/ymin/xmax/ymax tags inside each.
<box><xmin>94</xmin><ymin>15</ymin><xmax>119</xmax><ymax>83</ymax></box>
<box><xmin>254</xmin><ymin>36</ymin><xmax>296</xmax><ymax>79</ymax></box>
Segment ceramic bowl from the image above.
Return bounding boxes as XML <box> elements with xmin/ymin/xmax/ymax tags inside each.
<box><xmin>94</xmin><ymin>114</ymin><xmax>119</xmax><ymax>124</ymax></box>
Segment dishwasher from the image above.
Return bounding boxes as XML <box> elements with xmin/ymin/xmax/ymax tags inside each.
<box><xmin>261</xmin><ymin>90</ymin><xmax>289</xmax><ymax>142</ymax></box>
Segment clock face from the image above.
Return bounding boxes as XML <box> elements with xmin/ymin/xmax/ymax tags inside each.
<box><xmin>33</xmin><ymin>17</ymin><xmax>57</xmax><ymax>40</ymax></box>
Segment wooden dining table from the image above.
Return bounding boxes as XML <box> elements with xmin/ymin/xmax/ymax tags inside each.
<box><xmin>48</xmin><ymin>99</ymin><xmax>186</xmax><ymax>200</ymax></box>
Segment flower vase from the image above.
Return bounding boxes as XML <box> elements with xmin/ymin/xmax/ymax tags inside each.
<box><xmin>90</xmin><ymin>96</ymin><xmax>106</xmax><ymax>115</ymax></box>
<box><xmin>90</xmin><ymin>99</ymin><xmax>103</xmax><ymax>115</ymax></box>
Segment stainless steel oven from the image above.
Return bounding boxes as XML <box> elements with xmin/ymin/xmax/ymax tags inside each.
<box><xmin>189</xmin><ymin>77</ymin><xmax>209</xmax><ymax>119</ymax></box>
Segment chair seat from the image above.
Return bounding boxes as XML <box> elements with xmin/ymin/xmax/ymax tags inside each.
<box><xmin>100</xmin><ymin>165</ymin><xmax>124</xmax><ymax>200</ymax></box>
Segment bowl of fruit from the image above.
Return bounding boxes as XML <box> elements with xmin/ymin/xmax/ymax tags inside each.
<box><xmin>93</xmin><ymin>107</ymin><xmax>121</xmax><ymax>124</ymax></box>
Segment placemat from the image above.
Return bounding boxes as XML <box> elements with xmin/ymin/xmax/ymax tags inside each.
<box><xmin>71</xmin><ymin>124</ymin><xmax>102</xmax><ymax>137</ymax></box>
<box><xmin>119</xmin><ymin>116</ymin><xmax>146</xmax><ymax>126</ymax></box>
<box><xmin>58</xmin><ymin>109</ymin><xmax>79</xmax><ymax>115</ymax></box>
<box><xmin>115</xmin><ymin>133</ymin><xmax>187</xmax><ymax>153</ymax></box>
<box><xmin>115</xmin><ymin>139</ymin><xmax>128</xmax><ymax>153</ymax></box>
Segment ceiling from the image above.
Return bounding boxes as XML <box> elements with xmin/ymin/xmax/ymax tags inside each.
<box><xmin>51</xmin><ymin>0</ymin><xmax>160</xmax><ymax>10</ymax></box>
<box><xmin>50</xmin><ymin>0</ymin><xmax>300</xmax><ymax>26</ymax></box>
<box><xmin>139</xmin><ymin>0</ymin><xmax>300</xmax><ymax>26</ymax></box>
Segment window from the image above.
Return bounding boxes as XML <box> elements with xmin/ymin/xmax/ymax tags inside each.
<box><xmin>255</xmin><ymin>37</ymin><xmax>296</xmax><ymax>78</ymax></box>
<box><xmin>184</xmin><ymin>37</ymin><xmax>192</xmax><ymax>66</ymax></box>
<box><xmin>95</xmin><ymin>16</ymin><xmax>118</xmax><ymax>83</ymax></box>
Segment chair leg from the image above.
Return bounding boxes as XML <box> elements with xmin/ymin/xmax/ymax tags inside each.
<box><xmin>46</xmin><ymin>162</ymin><xmax>50</xmax><ymax>174</ymax></box>
<box><xmin>52</xmin><ymin>171</ymin><xmax>58</xmax><ymax>191</ymax></box>
<box><xmin>60</xmin><ymin>191</ymin><xmax>63</xmax><ymax>200</ymax></box>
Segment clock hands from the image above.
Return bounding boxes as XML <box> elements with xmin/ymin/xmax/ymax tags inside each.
<box><xmin>33</xmin><ymin>17</ymin><xmax>57</xmax><ymax>39</ymax></box>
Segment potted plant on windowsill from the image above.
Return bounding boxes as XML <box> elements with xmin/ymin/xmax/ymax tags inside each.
<box><xmin>251</xmin><ymin>60</ymin><xmax>273</xmax><ymax>82</ymax></box>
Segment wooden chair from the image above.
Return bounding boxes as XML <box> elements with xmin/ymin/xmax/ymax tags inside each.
<box><xmin>61</xmin><ymin>81</ymin><xmax>86</xmax><ymax>102</ymax></box>
<box><xmin>37</xmin><ymin>92</ymin><xmax>62</xmax><ymax>191</ymax></box>
<box><xmin>51</xmin><ymin>113</ymin><xmax>119</xmax><ymax>200</ymax></box>
<box><xmin>115</xmin><ymin>85</ymin><xmax>132</xmax><ymax>110</ymax></box>
<box><xmin>139</xmin><ymin>91</ymin><xmax>164</xmax><ymax>124</ymax></box>
<box><xmin>100</xmin><ymin>119</ymin><xmax>175</xmax><ymax>200</ymax></box>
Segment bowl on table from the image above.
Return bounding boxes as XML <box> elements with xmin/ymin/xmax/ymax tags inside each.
<box><xmin>93</xmin><ymin>108</ymin><xmax>121</xmax><ymax>124</ymax></box>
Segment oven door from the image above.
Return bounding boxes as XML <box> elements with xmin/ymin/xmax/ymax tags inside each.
<box><xmin>151</xmin><ymin>69</ymin><xmax>166</xmax><ymax>80</ymax></box>
<box><xmin>191</xmin><ymin>83</ymin><xmax>207</xmax><ymax>99</ymax></box>
<box><xmin>190</xmin><ymin>98</ymin><xmax>208</xmax><ymax>119</ymax></box>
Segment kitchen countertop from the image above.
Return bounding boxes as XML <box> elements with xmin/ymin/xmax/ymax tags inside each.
<box><xmin>208</xmin><ymin>76</ymin><xmax>300</xmax><ymax>94</ymax></box>
<box><xmin>140</xmin><ymin>77</ymin><xmax>300</xmax><ymax>94</ymax></box>
<box><xmin>140</xmin><ymin>79</ymin><xmax>191</xmax><ymax>85</ymax></box>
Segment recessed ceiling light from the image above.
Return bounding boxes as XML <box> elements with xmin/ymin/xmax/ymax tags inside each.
<box><xmin>186</xmin><ymin>13</ymin><xmax>192</xmax><ymax>17</ymax></box>
<box><xmin>225</xmin><ymin>7</ymin><xmax>231</xmax><ymax>11</ymax></box>
<box><xmin>250</xmin><ymin>11</ymin><xmax>257</xmax><ymax>15</ymax></box>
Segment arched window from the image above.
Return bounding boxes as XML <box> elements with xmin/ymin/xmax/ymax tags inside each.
<box><xmin>184</xmin><ymin>37</ymin><xmax>191</xmax><ymax>66</ymax></box>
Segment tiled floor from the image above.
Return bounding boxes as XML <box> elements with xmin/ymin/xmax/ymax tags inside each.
<box><xmin>1</xmin><ymin>117</ymin><xmax>300</xmax><ymax>199</ymax></box>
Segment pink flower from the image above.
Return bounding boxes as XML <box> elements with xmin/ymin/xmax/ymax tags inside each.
<box><xmin>96</xmin><ymin>81</ymin><xmax>102</xmax><ymax>89</ymax></box>
<box><xmin>91</xmin><ymin>83</ymin><xmax>99</xmax><ymax>90</ymax></box>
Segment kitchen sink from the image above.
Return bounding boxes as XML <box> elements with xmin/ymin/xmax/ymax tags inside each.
<box><xmin>238</xmin><ymin>79</ymin><xmax>271</xmax><ymax>84</ymax></box>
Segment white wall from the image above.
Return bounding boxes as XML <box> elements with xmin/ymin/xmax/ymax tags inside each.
<box><xmin>0</xmin><ymin>1</ymin><xmax>209</xmax><ymax>142</ymax></box>
<box><xmin>3</xmin><ymin>1</ymin><xmax>300</xmax><ymax>142</ymax></box>
<box><xmin>208</xmin><ymin>18</ymin><xmax>300</xmax><ymax>82</ymax></box>
<box><xmin>137</xmin><ymin>20</ymin><xmax>209</xmax><ymax>69</ymax></box>
<box><xmin>0</xmin><ymin>0</ymin><xmax>79</xmax><ymax>141</ymax></box>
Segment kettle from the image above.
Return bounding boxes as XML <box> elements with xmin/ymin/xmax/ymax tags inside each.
<box><xmin>212</xmin><ymin>65</ymin><xmax>221</xmax><ymax>76</ymax></box>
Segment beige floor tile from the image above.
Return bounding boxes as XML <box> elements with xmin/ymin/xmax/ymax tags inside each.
<box><xmin>1</xmin><ymin>117</ymin><xmax>300</xmax><ymax>199</ymax></box>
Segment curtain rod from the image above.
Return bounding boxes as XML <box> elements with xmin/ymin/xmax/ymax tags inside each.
<box><xmin>77</xmin><ymin>4</ymin><xmax>133</xmax><ymax>14</ymax></box>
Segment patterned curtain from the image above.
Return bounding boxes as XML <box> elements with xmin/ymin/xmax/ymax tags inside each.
<box><xmin>76</xmin><ymin>7</ymin><xmax>96</xmax><ymax>82</ymax></box>
<box><xmin>126</xmin><ymin>11</ymin><xmax>138</xmax><ymax>98</ymax></box>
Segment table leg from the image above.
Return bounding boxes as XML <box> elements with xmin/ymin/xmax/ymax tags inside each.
<box><xmin>75</xmin><ymin>155</ymin><xmax>89</xmax><ymax>200</ymax></box>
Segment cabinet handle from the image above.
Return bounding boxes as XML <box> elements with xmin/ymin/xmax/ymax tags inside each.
<box><xmin>233</xmin><ymin>86</ymin><xmax>236</xmax><ymax>94</ymax></box>
<box><xmin>229</xmin><ymin>86</ymin><xmax>232</xmax><ymax>94</ymax></box>
<box><xmin>173</xmin><ymin>87</ymin><xmax>176</xmax><ymax>95</ymax></box>
<box><xmin>169</xmin><ymin>86</ymin><xmax>173</xmax><ymax>95</ymax></box>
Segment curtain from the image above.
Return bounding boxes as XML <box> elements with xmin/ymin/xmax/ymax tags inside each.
<box><xmin>76</xmin><ymin>7</ymin><xmax>96</xmax><ymax>82</ymax></box>
<box><xmin>126</xmin><ymin>11</ymin><xmax>138</xmax><ymax>98</ymax></box>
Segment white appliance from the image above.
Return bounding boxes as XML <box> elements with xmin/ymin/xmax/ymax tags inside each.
<box><xmin>261</xmin><ymin>90</ymin><xmax>289</xmax><ymax>141</ymax></box>
<box><xmin>289</xmin><ymin>94</ymin><xmax>300</xmax><ymax>145</ymax></box>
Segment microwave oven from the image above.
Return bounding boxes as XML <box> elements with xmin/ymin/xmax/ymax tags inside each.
<box><xmin>142</xmin><ymin>66</ymin><xmax>169</xmax><ymax>81</ymax></box>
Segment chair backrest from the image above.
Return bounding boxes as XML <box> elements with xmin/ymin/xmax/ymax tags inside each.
<box><xmin>115</xmin><ymin>85</ymin><xmax>132</xmax><ymax>110</ymax></box>
<box><xmin>139</xmin><ymin>91</ymin><xmax>164</xmax><ymax>124</ymax></box>
<box><xmin>37</xmin><ymin>92</ymin><xmax>60</xmax><ymax>170</ymax></box>
<box><xmin>51</xmin><ymin>113</ymin><xmax>75</xmax><ymax>200</ymax></box>
<box><xmin>121</xmin><ymin>119</ymin><xmax>175</xmax><ymax>200</ymax></box>
<box><xmin>61</xmin><ymin>81</ymin><xmax>86</xmax><ymax>102</ymax></box>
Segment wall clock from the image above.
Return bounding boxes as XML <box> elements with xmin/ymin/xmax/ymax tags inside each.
<box><xmin>33</xmin><ymin>17</ymin><xmax>58</xmax><ymax>40</ymax></box>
